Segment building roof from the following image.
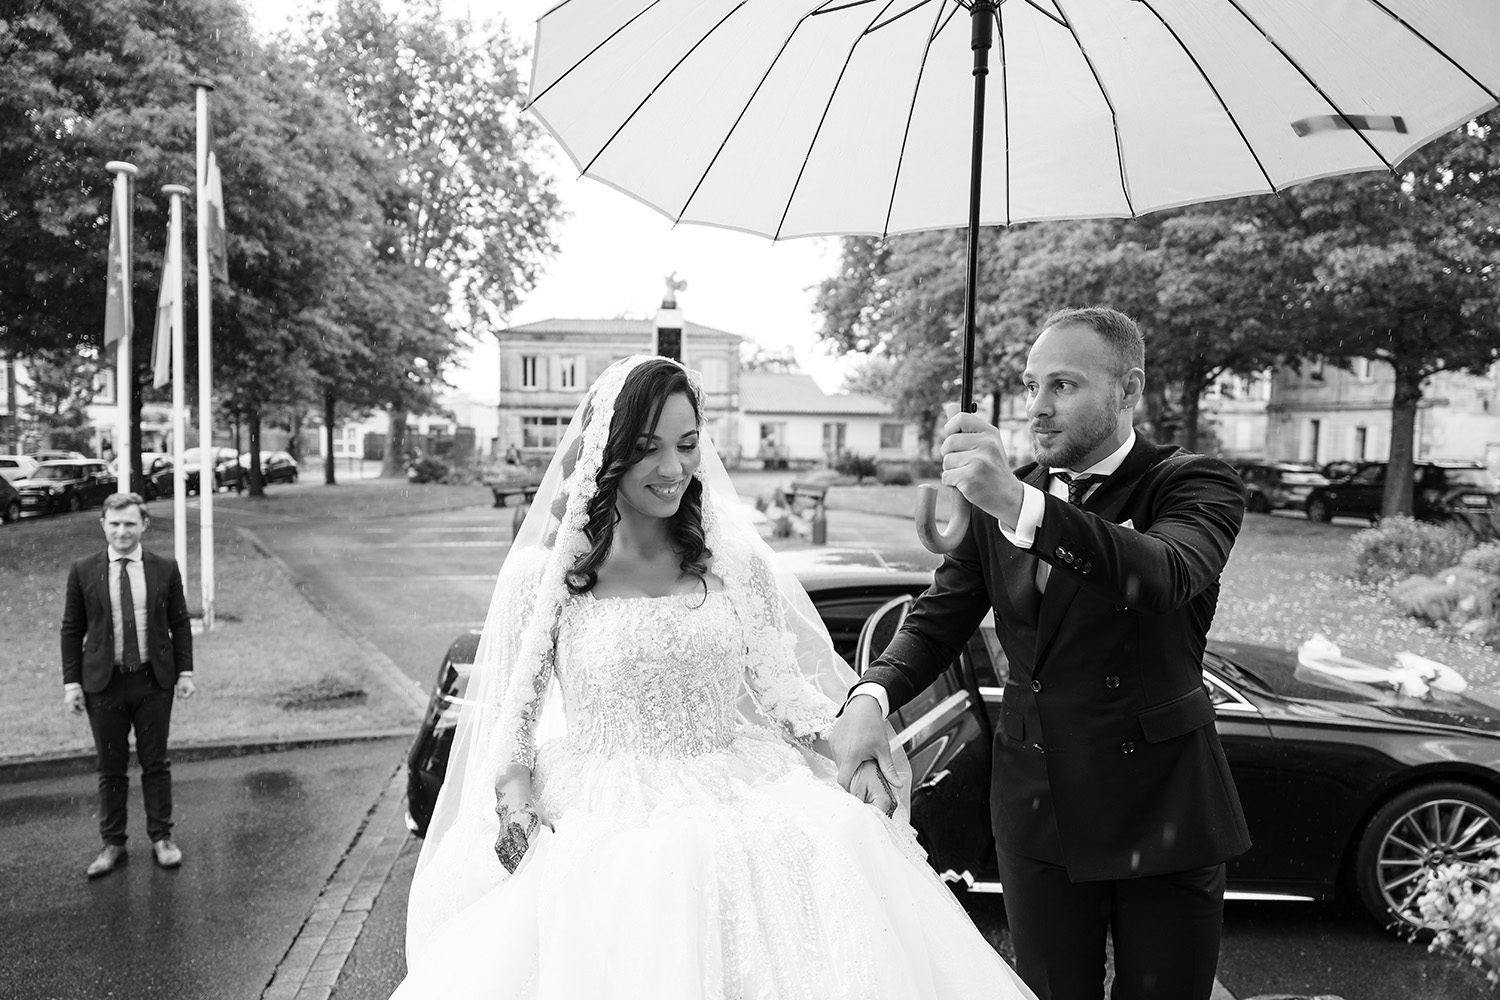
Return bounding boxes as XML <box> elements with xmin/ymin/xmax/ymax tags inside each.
<box><xmin>502</xmin><ymin>318</ymin><xmax>740</xmax><ymax>341</ymax></box>
<box><xmin>739</xmin><ymin>371</ymin><xmax>893</xmax><ymax>416</ymax></box>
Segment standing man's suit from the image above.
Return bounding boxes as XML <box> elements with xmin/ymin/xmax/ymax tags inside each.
<box><xmin>863</xmin><ymin>436</ymin><xmax>1250</xmax><ymax>999</ymax></box>
<box><xmin>62</xmin><ymin>547</ymin><xmax>193</xmax><ymax>852</ymax></box>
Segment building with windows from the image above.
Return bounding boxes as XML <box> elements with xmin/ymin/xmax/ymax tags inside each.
<box><xmin>1266</xmin><ymin>357</ymin><xmax>1500</xmax><ymax>473</ymax></box>
<box><xmin>496</xmin><ymin>318</ymin><xmax>742</xmax><ymax>460</ymax></box>
<box><xmin>738</xmin><ymin>371</ymin><xmax>912</xmax><ymax>467</ymax></box>
<box><xmin>1203</xmin><ymin>372</ymin><xmax>1274</xmax><ymax>461</ymax></box>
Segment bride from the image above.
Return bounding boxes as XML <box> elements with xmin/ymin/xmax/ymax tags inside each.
<box><xmin>394</xmin><ymin>355</ymin><xmax>1035</xmax><ymax>999</ymax></box>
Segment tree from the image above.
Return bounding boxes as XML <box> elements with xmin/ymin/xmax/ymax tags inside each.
<box><xmin>17</xmin><ymin>348</ymin><xmax>103</xmax><ymax>453</ymax></box>
<box><xmin>292</xmin><ymin>0</ymin><xmax>562</xmax><ymax>476</ymax></box>
<box><xmin>1275</xmin><ymin>113</ymin><xmax>1500</xmax><ymax>515</ymax></box>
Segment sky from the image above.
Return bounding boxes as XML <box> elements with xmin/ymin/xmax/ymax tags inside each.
<box><xmin>246</xmin><ymin>0</ymin><xmax>852</xmax><ymax>404</ymax></box>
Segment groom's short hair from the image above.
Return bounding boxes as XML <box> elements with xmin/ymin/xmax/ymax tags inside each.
<box><xmin>1042</xmin><ymin>307</ymin><xmax>1145</xmax><ymax>377</ymax></box>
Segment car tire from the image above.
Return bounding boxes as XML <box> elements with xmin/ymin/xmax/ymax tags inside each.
<box><xmin>66</xmin><ymin>494</ymin><xmax>82</xmax><ymax>513</ymax></box>
<box><xmin>3</xmin><ymin>500</ymin><xmax>18</xmax><ymax>523</ymax></box>
<box><xmin>290</xmin><ymin>469</ymin><xmax>298</xmax><ymax>483</ymax></box>
<box><xmin>1352</xmin><ymin>781</ymin><xmax>1500</xmax><ymax>937</ymax></box>
<box><xmin>1247</xmin><ymin>493</ymin><xmax>1271</xmax><ymax>514</ymax></box>
<box><xmin>1306</xmin><ymin>497</ymin><xmax>1332</xmax><ymax>523</ymax></box>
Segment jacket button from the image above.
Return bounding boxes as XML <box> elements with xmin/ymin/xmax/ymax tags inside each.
<box><xmin>1030</xmin><ymin>680</ymin><xmax>1043</xmax><ymax>693</ymax></box>
<box><xmin>1055</xmin><ymin>546</ymin><xmax>1070</xmax><ymax>561</ymax></box>
<box><xmin>1104</xmin><ymin>675</ymin><xmax>1120</xmax><ymax>689</ymax></box>
<box><xmin>1030</xmin><ymin>742</ymin><xmax>1046</xmax><ymax>754</ymax></box>
<box><xmin>1120</xmin><ymin>740</ymin><xmax>1135</xmax><ymax>755</ymax></box>
<box><xmin>1081</xmin><ymin>562</ymin><xmax>1092</xmax><ymax>573</ymax></box>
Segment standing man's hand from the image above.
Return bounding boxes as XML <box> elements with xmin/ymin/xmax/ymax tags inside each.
<box><xmin>940</xmin><ymin>411</ymin><xmax>1025</xmax><ymax>526</ymax></box>
<box><xmin>63</xmin><ymin>684</ymin><xmax>85</xmax><ymax>715</ymax></box>
<box><xmin>175</xmin><ymin>675</ymin><xmax>196</xmax><ymax>700</ymax></box>
<box><xmin>828</xmin><ymin>694</ymin><xmax>902</xmax><ymax>801</ymax></box>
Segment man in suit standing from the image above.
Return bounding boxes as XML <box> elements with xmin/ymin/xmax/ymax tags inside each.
<box><xmin>62</xmin><ymin>492</ymin><xmax>195</xmax><ymax>878</ymax></box>
<box><xmin>832</xmin><ymin>307</ymin><xmax>1249</xmax><ymax>1000</ymax></box>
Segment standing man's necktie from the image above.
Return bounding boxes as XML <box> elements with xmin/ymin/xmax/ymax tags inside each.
<box><xmin>119</xmin><ymin>560</ymin><xmax>143</xmax><ymax>671</ymax></box>
<box><xmin>1056</xmin><ymin>471</ymin><xmax>1103</xmax><ymax>507</ymax></box>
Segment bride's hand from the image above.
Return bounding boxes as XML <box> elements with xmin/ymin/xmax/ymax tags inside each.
<box><xmin>494</xmin><ymin>771</ymin><xmax>551</xmax><ymax>874</ymax></box>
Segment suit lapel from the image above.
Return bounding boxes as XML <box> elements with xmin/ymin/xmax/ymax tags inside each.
<box><xmin>1034</xmin><ymin>438</ymin><xmax>1159</xmax><ymax>668</ymax></box>
<box><xmin>991</xmin><ymin>465</ymin><xmax>1047</xmax><ymax>624</ymax></box>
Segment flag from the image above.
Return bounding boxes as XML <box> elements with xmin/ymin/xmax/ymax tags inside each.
<box><xmin>205</xmin><ymin>150</ymin><xmax>228</xmax><ymax>280</ymax></box>
<box><xmin>103</xmin><ymin>179</ymin><xmax>131</xmax><ymax>347</ymax></box>
<box><xmin>151</xmin><ymin>221</ymin><xmax>177</xmax><ymax>389</ymax></box>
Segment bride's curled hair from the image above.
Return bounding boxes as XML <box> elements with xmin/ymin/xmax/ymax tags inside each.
<box><xmin>566</xmin><ymin>358</ymin><xmax>710</xmax><ymax>594</ymax></box>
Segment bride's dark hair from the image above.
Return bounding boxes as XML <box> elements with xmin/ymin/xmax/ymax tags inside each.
<box><xmin>566</xmin><ymin>358</ymin><xmax>710</xmax><ymax>594</ymax></box>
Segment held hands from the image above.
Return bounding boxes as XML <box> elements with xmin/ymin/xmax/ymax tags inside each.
<box><xmin>828</xmin><ymin>693</ymin><xmax>903</xmax><ymax>817</ymax></box>
<box><xmin>494</xmin><ymin>771</ymin><xmax>552</xmax><ymax>874</ymax></box>
<box><xmin>939</xmin><ymin>411</ymin><xmax>1024</xmax><ymax>524</ymax></box>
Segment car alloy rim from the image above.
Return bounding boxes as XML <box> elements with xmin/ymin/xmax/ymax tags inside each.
<box><xmin>1377</xmin><ymin>797</ymin><xmax>1500</xmax><ymax>927</ymax></box>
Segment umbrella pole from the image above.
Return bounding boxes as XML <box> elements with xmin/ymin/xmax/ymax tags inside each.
<box><xmin>916</xmin><ymin>0</ymin><xmax>995</xmax><ymax>554</ymax></box>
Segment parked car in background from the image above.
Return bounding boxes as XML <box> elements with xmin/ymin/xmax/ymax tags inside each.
<box><xmin>181</xmin><ymin>447</ymin><xmax>245</xmax><ymax>495</ymax></box>
<box><xmin>1306</xmin><ymin>461</ymin><xmax>1500</xmax><ymax>524</ymax></box>
<box><xmin>108</xmin><ymin>452</ymin><xmax>176</xmax><ymax>501</ymax></box>
<box><xmin>0</xmin><ymin>454</ymin><xmax>39</xmax><ymax>483</ymax></box>
<box><xmin>14</xmin><ymin>459</ymin><xmax>117</xmax><ymax>514</ymax></box>
<box><xmin>27</xmin><ymin>449</ymin><xmax>87</xmax><ymax>465</ymax></box>
<box><xmin>1320</xmin><ymin>459</ymin><xmax>1362</xmax><ymax>482</ymax></box>
<box><xmin>402</xmin><ymin>554</ymin><xmax>1500</xmax><ymax>938</ymax></box>
<box><xmin>0</xmin><ymin>475</ymin><xmax>21</xmax><ymax>523</ymax></box>
<box><xmin>1235</xmin><ymin>461</ymin><xmax>1329</xmax><ymax>514</ymax></box>
<box><xmin>243</xmin><ymin>450</ymin><xmax>299</xmax><ymax>485</ymax></box>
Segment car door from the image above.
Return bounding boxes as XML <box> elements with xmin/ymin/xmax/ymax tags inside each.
<box><xmin>855</xmin><ymin>596</ymin><xmax>994</xmax><ymax>886</ymax></box>
<box><xmin>1343</xmin><ymin>464</ymin><xmax>1384</xmax><ymax>519</ymax></box>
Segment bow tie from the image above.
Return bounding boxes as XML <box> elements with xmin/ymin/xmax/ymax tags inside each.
<box><xmin>1055</xmin><ymin>471</ymin><xmax>1104</xmax><ymax>506</ymax></box>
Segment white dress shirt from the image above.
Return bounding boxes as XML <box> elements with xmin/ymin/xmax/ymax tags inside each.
<box><xmin>109</xmin><ymin>547</ymin><xmax>149</xmax><ymax>666</ymax></box>
<box><xmin>851</xmin><ymin>433</ymin><xmax>1136</xmax><ymax>718</ymax></box>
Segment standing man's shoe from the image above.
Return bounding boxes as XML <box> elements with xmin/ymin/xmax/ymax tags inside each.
<box><xmin>86</xmin><ymin>844</ymin><xmax>127</xmax><ymax>879</ymax></box>
<box><xmin>152</xmin><ymin>838</ymin><xmax>182</xmax><ymax>869</ymax></box>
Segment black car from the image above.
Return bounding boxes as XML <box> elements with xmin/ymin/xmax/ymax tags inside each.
<box><xmin>1235</xmin><ymin>461</ymin><xmax>1329</xmax><ymax>514</ymax></box>
<box><xmin>13</xmin><ymin>459</ymin><xmax>117</xmax><ymax>514</ymax></box>
<box><xmin>244</xmin><ymin>450</ymin><xmax>300</xmax><ymax>485</ymax></box>
<box><xmin>1306</xmin><ymin>461</ymin><xmax>1500</xmax><ymax>524</ymax></box>
<box><xmin>405</xmin><ymin>557</ymin><xmax>1500</xmax><ymax>936</ymax></box>
<box><xmin>181</xmin><ymin>447</ymin><xmax>245</xmax><ymax>494</ymax></box>
<box><xmin>0</xmin><ymin>475</ymin><xmax>21</xmax><ymax>523</ymax></box>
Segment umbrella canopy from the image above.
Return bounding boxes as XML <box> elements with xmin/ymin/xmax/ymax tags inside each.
<box><xmin>528</xmin><ymin>0</ymin><xmax>1499</xmax><ymax>241</ymax></box>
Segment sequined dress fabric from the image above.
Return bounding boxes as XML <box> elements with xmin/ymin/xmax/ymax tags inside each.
<box><xmin>393</xmin><ymin>593</ymin><xmax>1034</xmax><ymax>1000</ymax></box>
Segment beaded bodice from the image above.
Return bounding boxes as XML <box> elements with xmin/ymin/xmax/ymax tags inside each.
<box><xmin>555</xmin><ymin>591</ymin><xmax>744</xmax><ymax>757</ymax></box>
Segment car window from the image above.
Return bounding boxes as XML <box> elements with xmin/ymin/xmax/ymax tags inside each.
<box><xmin>34</xmin><ymin>465</ymin><xmax>75</xmax><ymax>480</ymax></box>
<box><xmin>1351</xmin><ymin>465</ymin><xmax>1384</xmax><ymax>485</ymax></box>
<box><xmin>1438</xmin><ymin>468</ymin><xmax>1493</xmax><ymax>490</ymax></box>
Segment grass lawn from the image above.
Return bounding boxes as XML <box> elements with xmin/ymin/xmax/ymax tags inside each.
<box><xmin>0</xmin><ymin>490</ymin><xmax>437</xmax><ymax>762</ymax></box>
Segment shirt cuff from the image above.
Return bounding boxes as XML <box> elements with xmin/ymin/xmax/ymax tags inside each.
<box><xmin>847</xmin><ymin>682</ymin><xmax>891</xmax><ymax>717</ymax></box>
<box><xmin>997</xmin><ymin>482</ymin><xmax>1046</xmax><ymax>549</ymax></box>
<box><xmin>64</xmin><ymin>683</ymin><xmax>82</xmax><ymax>694</ymax></box>
<box><xmin>177</xmin><ymin>672</ymin><xmax>193</xmax><ymax>678</ymax></box>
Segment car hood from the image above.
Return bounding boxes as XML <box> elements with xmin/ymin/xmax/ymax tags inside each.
<box><xmin>14</xmin><ymin>476</ymin><xmax>79</xmax><ymax>488</ymax></box>
<box><xmin>1213</xmin><ymin>640</ymin><xmax>1500</xmax><ymax>736</ymax></box>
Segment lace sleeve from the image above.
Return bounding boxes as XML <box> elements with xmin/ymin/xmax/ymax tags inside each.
<box><xmin>508</xmin><ymin>641</ymin><xmax>556</xmax><ymax>769</ymax></box>
<box><xmin>476</xmin><ymin>551</ymin><xmax>558</xmax><ymax>776</ymax></box>
<box><xmin>740</xmin><ymin>550</ymin><xmax>838</xmax><ymax>746</ymax></box>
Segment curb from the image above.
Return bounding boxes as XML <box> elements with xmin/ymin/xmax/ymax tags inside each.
<box><xmin>0</xmin><ymin>730</ymin><xmax>414</xmax><ymax>784</ymax></box>
<box><xmin>262</xmin><ymin>761</ymin><xmax>412</xmax><ymax>1000</ymax></box>
<box><xmin>236</xmin><ymin>526</ymin><xmax>430</xmax><ymax>718</ymax></box>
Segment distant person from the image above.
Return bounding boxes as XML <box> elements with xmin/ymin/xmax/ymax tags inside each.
<box><xmin>61</xmin><ymin>493</ymin><xmax>195</xmax><ymax>878</ymax></box>
<box><xmin>503</xmin><ymin>444</ymin><xmax>522</xmax><ymax>465</ymax></box>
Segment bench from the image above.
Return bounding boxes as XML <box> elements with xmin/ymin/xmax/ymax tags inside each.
<box><xmin>487</xmin><ymin>482</ymin><xmax>539</xmax><ymax>509</ymax></box>
<box><xmin>780</xmin><ymin>481</ymin><xmax>829</xmax><ymax>511</ymax></box>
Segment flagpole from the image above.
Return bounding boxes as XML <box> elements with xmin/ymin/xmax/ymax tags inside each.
<box><xmin>191</xmin><ymin>77</ymin><xmax>216</xmax><ymax>630</ymax></box>
<box><xmin>105</xmin><ymin>161</ymin><xmax>137</xmax><ymax>498</ymax></box>
<box><xmin>163</xmin><ymin>184</ymin><xmax>191</xmax><ymax>591</ymax></box>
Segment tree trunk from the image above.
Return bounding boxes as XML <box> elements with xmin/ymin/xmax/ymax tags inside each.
<box><xmin>323</xmin><ymin>388</ymin><xmax>338</xmax><ymax>486</ymax></box>
<box><xmin>248</xmin><ymin>407</ymin><xmax>265</xmax><ymax>498</ymax></box>
<box><xmin>287</xmin><ymin>408</ymin><xmax>304</xmax><ymax>462</ymax></box>
<box><xmin>381</xmin><ymin>405</ymin><xmax>408</xmax><ymax>478</ymax></box>
<box><xmin>1179</xmin><ymin>370</ymin><xmax>1205</xmax><ymax>454</ymax></box>
<box><xmin>1383</xmin><ymin>365</ymin><xmax>1423</xmax><ymax>517</ymax></box>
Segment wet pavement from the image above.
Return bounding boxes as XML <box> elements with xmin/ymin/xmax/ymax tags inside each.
<box><xmin>0</xmin><ymin>738</ymin><xmax>406</xmax><ymax>1000</ymax></box>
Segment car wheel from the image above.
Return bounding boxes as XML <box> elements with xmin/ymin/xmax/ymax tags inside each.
<box><xmin>1352</xmin><ymin>782</ymin><xmax>1500</xmax><ymax>936</ymax></box>
<box><xmin>3</xmin><ymin>501</ymin><xmax>18</xmax><ymax>523</ymax></box>
<box><xmin>1306</xmin><ymin>497</ymin><xmax>1332</xmax><ymax>523</ymax></box>
<box><xmin>290</xmin><ymin>469</ymin><xmax>298</xmax><ymax>483</ymax></box>
<box><xmin>67</xmin><ymin>494</ymin><xmax>82</xmax><ymax>513</ymax></box>
<box><xmin>1247</xmin><ymin>492</ymin><xmax>1271</xmax><ymax>514</ymax></box>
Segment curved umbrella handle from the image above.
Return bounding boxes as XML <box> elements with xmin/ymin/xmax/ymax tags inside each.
<box><xmin>915</xmin><ymin>483</ymin><xmax>971</xmax><ymax>553</ymax></box>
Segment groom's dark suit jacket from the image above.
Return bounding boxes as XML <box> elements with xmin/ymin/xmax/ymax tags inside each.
<box><xmin>61</xmin><ymin>549</ymin><xmax>194</xmax><ymax>694</ymax></box>
<box><xmin>866</xmin><ymin>437</ymin><xmax>1251</xmax><ymax>881</ymax></box>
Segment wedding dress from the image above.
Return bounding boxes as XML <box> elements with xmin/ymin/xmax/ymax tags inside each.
<box><xmin>394</xmin><ymin>588</ymin><xmax>1033</xmax><ymax>999</ymax></box>
<box><xmin>395</xmin><ymin>355</ymin><xmax>1035</xmax><ymax>1000</ymax></box>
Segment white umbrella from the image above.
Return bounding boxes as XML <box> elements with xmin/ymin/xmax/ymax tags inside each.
<box><xmin>526</xmin><ymin>0</ymin><xmax>1500</xmax><ymax>549</ymax></box>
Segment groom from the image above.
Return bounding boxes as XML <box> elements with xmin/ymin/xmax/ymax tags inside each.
<box><xmin>832</xmin><ymin>307</ymin><xmax>1249</xmax><ymax>1000</ymax></box>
